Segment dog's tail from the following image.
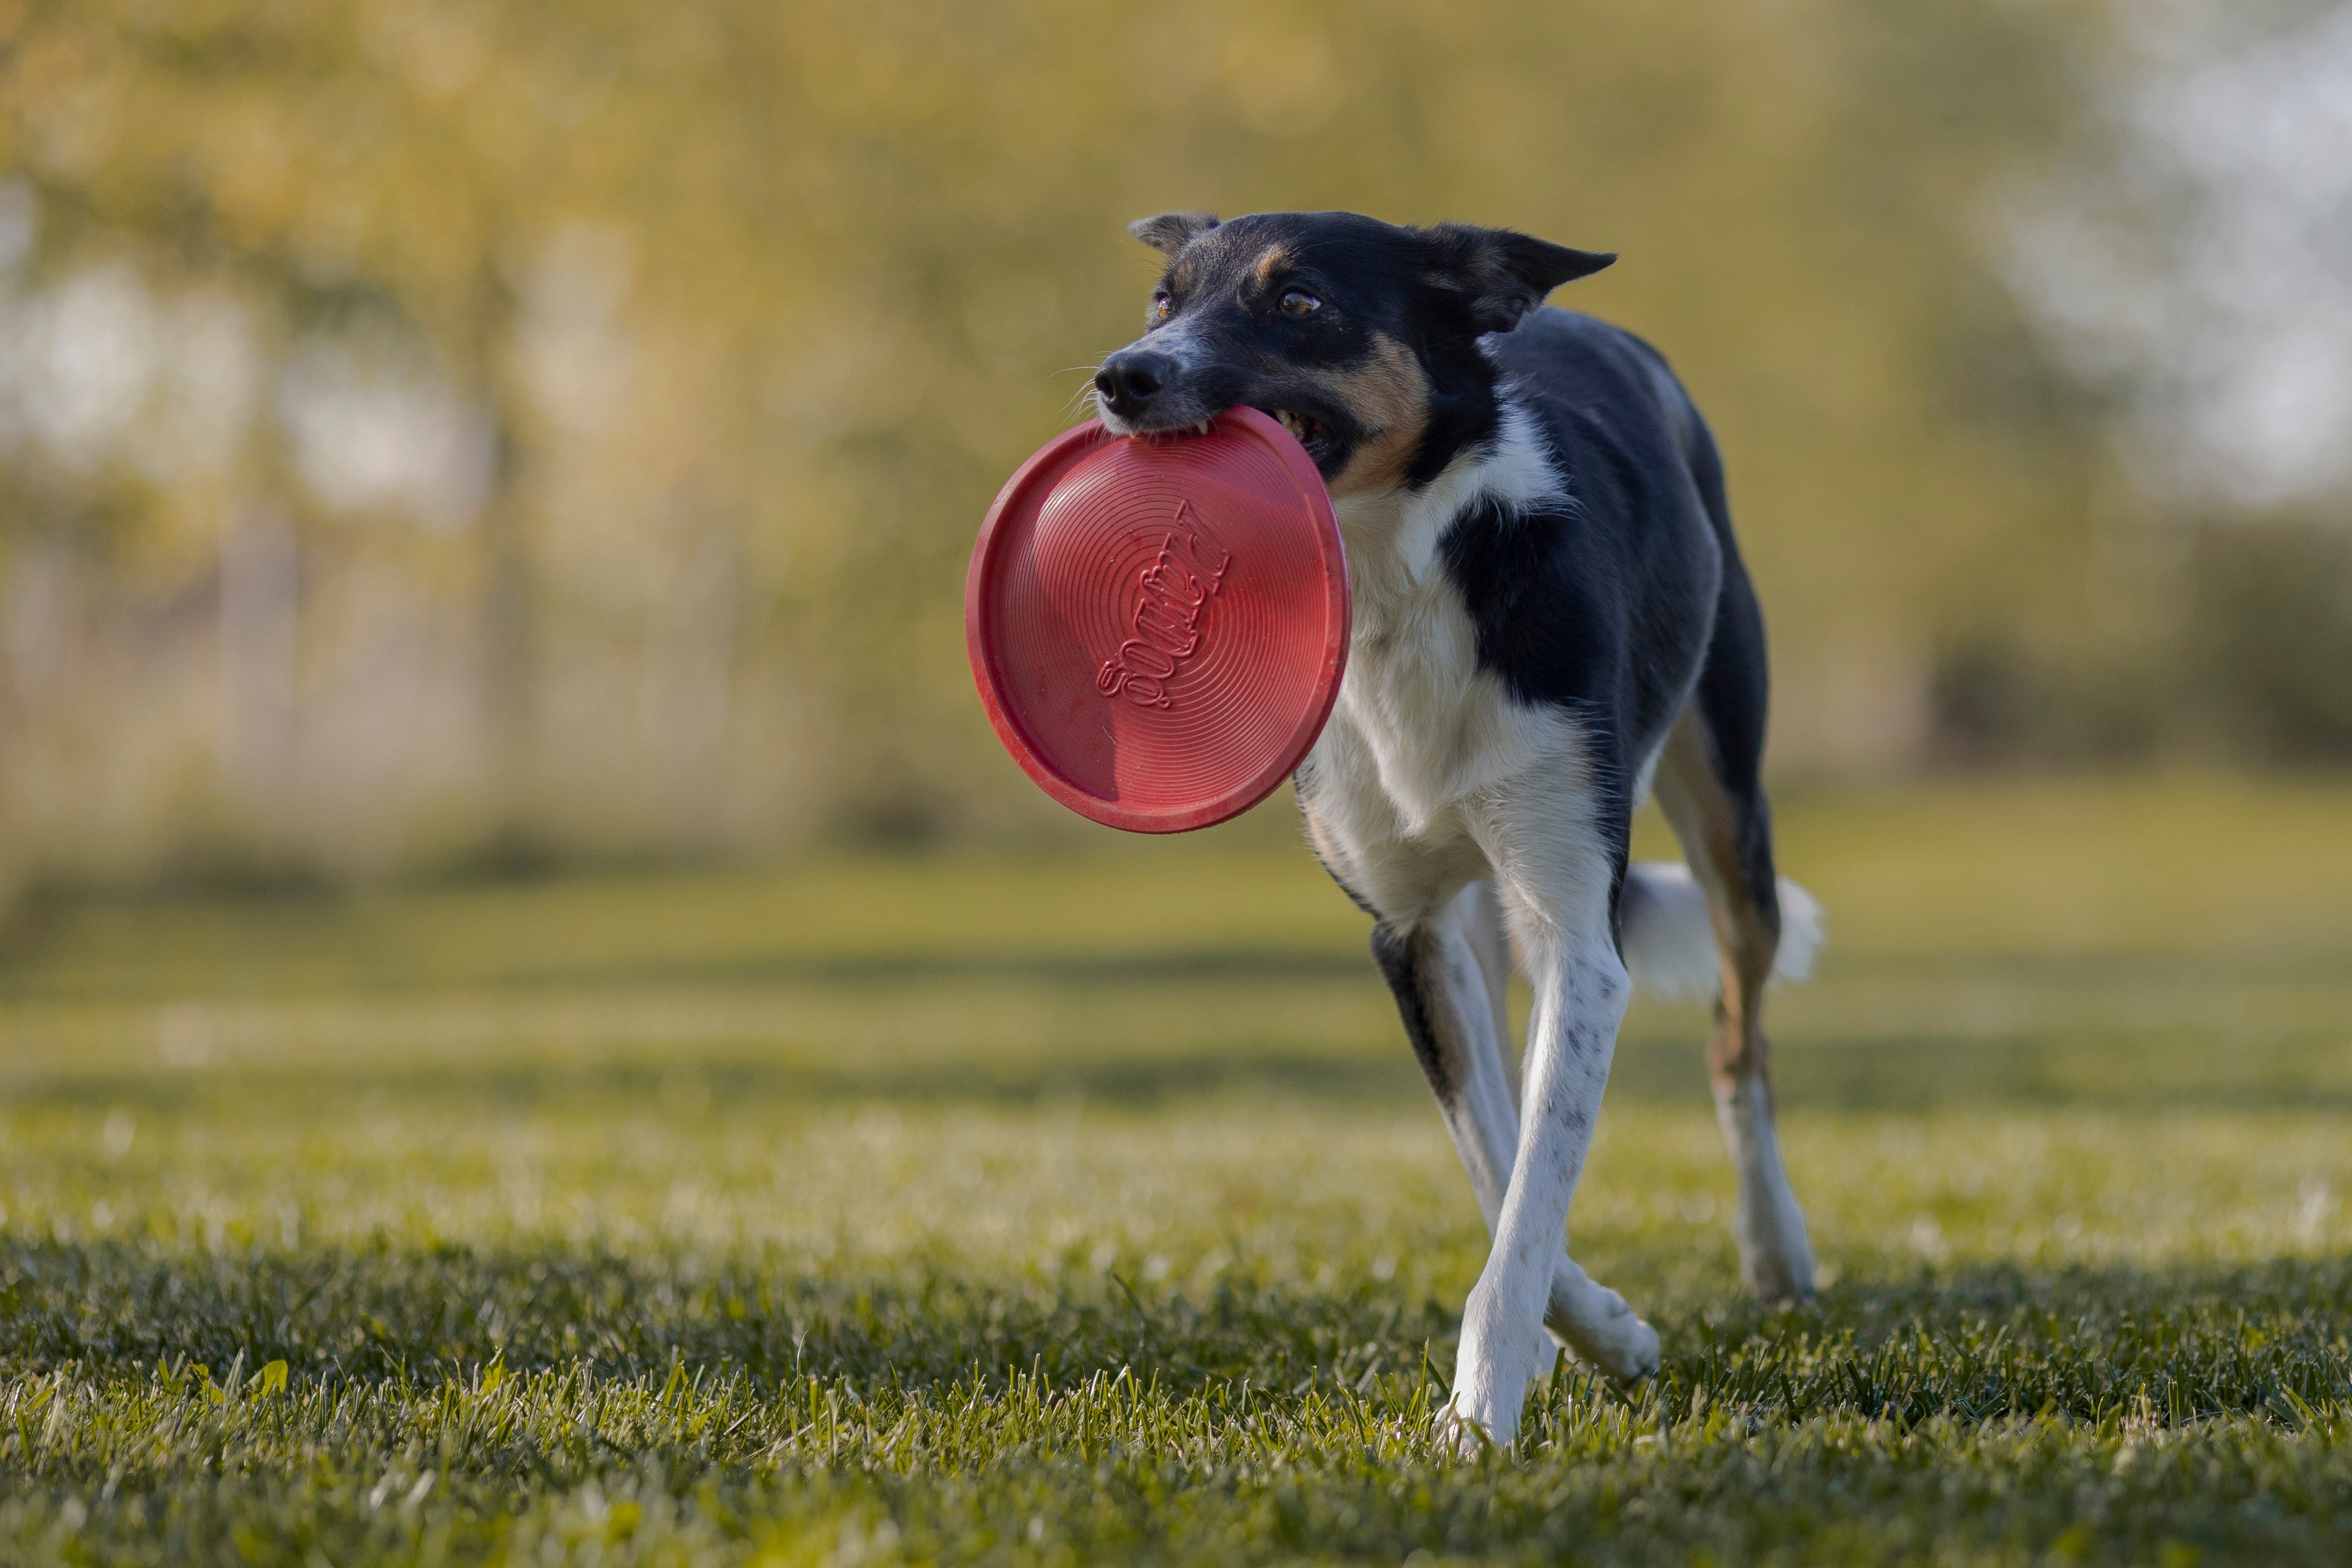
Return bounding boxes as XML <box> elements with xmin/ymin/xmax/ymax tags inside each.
<box><xmin>1618</xmin><ymin>861</ymin><xmax>1823</xmax><ymax>1000</ymax></box>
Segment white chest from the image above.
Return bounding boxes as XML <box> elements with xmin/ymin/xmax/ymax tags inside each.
<box><xmin>1317</xmin><ymin>563</ymin><xmax>1522</xmax><ymax>838</ymax></box>
<box><xmin>1305</xmin><ymin>406</ymin><xmax>1577</xmax><ymax>846</ymax></box>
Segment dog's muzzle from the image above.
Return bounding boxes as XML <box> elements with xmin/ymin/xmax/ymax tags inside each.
<box><xmin>1093</xmin><ymin>349</ymin><xmax>1178</xmax><ymax>423</ymax></box>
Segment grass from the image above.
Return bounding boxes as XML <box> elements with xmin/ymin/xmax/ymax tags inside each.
<box><xmin>2</xmin><ymin>775</ymin><xmax>2350</xmax><ymax>1564</ymax></box>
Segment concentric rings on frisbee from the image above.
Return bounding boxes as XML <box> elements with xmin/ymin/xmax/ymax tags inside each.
<box><xmin>965</xmin><ymin>408</ymin><xmax>1349</xmax><ymax>834</ymax></box>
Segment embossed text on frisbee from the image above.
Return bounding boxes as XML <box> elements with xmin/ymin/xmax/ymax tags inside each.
<box><xmin>1095</xmin><ymin>501</ymin><xmax>1232</xmax><ymax>710</ymax></box>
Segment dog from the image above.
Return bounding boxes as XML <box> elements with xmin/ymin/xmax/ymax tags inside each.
<box><xmin>1090</xmin><ymin>210</ymin><xmax>1823</xmax><ymax>1451</ymax></box>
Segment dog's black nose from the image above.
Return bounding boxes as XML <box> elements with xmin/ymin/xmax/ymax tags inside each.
<box><xmin>1094</xmin><ymin>352</ymin><xmax>1174</xmax><ymax>417</ymax></box>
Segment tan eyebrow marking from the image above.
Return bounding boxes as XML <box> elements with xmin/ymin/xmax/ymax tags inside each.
<box><xmin>1253</xmin><ymin>247</ymin><xmax>1293</xmax><ymax>287</ymax></box>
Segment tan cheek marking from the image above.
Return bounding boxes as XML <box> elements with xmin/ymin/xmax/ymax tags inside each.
<box><xmin>1314</xmin><ymin>332</ymin><xmax>1431</xmax><ymax>499</ymax></box>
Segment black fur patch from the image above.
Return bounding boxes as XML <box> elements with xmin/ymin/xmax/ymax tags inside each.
<box><xmin>1369</xmin><ymin>924</ymin><xmax>1458</xmax><ymax>1100</ymax></box>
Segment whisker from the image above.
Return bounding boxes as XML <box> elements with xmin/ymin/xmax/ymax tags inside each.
<box><xmin>1057</xmin><ymin>344</ymin><xmax>1132</xmax><ymax>427</ymax></box>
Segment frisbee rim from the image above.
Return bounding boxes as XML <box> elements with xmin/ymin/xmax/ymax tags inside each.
<box><xmin>964</xmin><ymin>408</ymin><xmax>1349</xmax><ymax>834</ymax></box>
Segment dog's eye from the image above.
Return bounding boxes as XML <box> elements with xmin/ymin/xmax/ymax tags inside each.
<box><xmin>1279</xmin><ymin>290</ymin><xmax>1322</xmax><ymax>316</ymax></box>
<box><xmin>1152</xmin><ymin>293</ymin><xmax>1174</xmax><ymax>321</ymax></box>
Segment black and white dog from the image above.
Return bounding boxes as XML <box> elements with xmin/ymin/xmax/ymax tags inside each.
<box><xmin>1091</xmin><ymin>210</ymin><xmax>1823</xmax><ymax>1451</ymax></box>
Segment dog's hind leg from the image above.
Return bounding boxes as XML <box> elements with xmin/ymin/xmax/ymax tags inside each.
<box><xmin>1651</xmin><ymin>586</ymin><xmax>1817</xmax><ymax>1302</ymax></box>
<box><xmin>1456</xmin><ymin>880</ymin><xmax>1517</xmax><ymax>1114</ymax></box>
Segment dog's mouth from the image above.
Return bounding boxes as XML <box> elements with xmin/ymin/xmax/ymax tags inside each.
<box><xmin>1113</xmin><ymin>400</ymin><xmax>1342</xmax><ymax>471</ymax></box>
<box><xmin>1256</xmin><ymin>406</ymin><xmax>1335</xmax><ymax>465</ymax></box>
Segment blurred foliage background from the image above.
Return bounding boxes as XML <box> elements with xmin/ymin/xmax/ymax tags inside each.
<box><xmin>1</xmin><ymin>0</ymin><xmax>2348</xmax><ymax>895</ymax></box>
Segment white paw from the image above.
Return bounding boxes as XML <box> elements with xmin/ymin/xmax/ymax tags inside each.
<box><xmin>1432</xmin><ymin>1393</ymin><xmax>1493</xmax><ymax>1458</ymax></box>
<box><xmin>1442</xmin><ymin>1302</ymin><xmax>1550</xmax><ymax>1455</ymax></box>
<box><xmin>1547</xmin><ymin>1274</ymin><xmax>1662</xmax><ymax>1384</ymax></box>
<box><xmin>1434</xmin><ymin>1386</ymin><xmax>1518</xmax><ymax>1457</ymax></box>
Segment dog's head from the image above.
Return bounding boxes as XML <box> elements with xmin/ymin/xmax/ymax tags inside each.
<box><xmin>1091</xmin><ymin>211</ymin><xmax>1612</xmax><ymax>496</ymax></box>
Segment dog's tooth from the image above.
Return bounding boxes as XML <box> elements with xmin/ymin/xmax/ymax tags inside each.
<box><xmin>1197</xmin><ymin>421</ymin><xmax>1211</xmax><ymax>436</ymax></box>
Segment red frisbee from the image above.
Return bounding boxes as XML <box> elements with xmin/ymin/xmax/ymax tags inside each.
<box><xmin>966</xmin><ymin>408</ymin><xmax>1349</xmax><ymax>833</ymax></box>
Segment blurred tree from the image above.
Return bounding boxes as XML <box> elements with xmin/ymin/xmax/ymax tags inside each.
<box><xmin>1951</xmin><ymin>0</ymin><xmax>2352</xmax><ymax>768</ymax></box>
<box><xmin>8</xmin><ymin>0</ymin><xmax>2289</xmax><ymax>891</ymax></box>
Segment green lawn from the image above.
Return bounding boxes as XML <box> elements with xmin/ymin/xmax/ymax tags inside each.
<box><xmin>2</xmin><ymin>778</ymin><xmax>2350</xmax><ymax>1565</ymax></box>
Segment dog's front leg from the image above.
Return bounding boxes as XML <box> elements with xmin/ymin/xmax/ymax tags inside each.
<box><xmin>1370</xmin><ymin>908</ymin><xmax>1564</xmax><ymax>1388</ymax></box>
<box><xmin>1444</xmin><ymin>903</ymin><xmax>1647</xmax><ymax>1452</ymax></box>
<box><xmin>1378</xmin><ymin>899</ymin><xmax>1658</xmax><ymax>1411</ymax></box>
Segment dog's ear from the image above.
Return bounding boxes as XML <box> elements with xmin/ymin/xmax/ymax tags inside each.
<box><xmin>1129</xmin><ymin>212</ymin><xmax>1220</xmax><ymax>257</ymax></box>
<box><xmin>1422</xmin><ymin>224</ymin><xmax>1615</xmax><ymax>334</ymax></box>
